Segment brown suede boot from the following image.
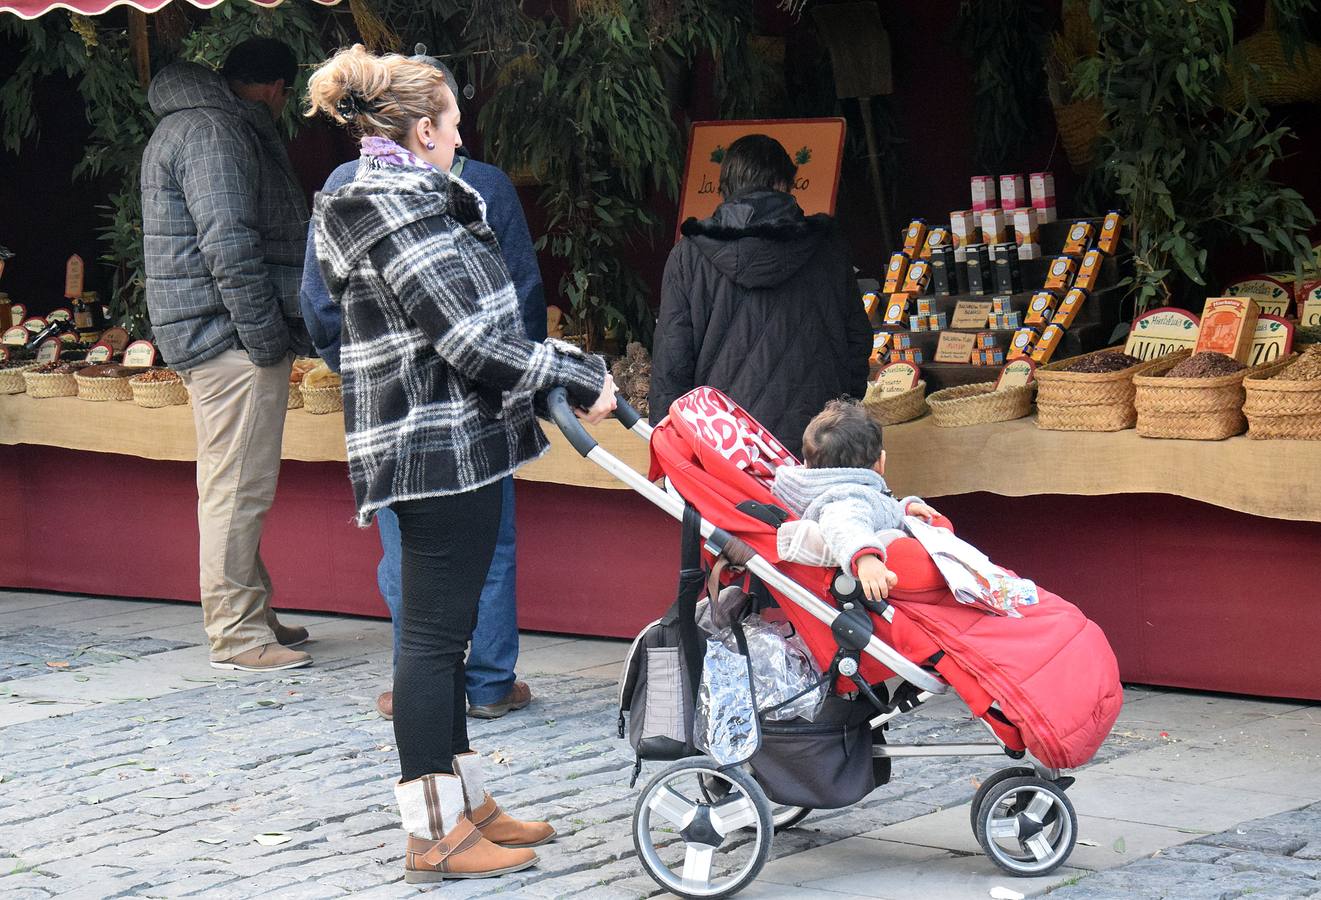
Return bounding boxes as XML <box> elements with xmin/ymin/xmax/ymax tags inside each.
<box><xmin>454</xmin><ymin>751</ymin><xmax>556</xmax><ymax>848</ymax></box>
<box><xmin>395</xmin><ymin>773</ymin><xmax>537</xmax><ymax>884</ymax></box>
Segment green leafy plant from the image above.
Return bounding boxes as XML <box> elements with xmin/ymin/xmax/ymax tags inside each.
<box><xmin>1074</xmin><ymin>0</ymin><xmax>1317</xmax><ymax>312</ymax></box>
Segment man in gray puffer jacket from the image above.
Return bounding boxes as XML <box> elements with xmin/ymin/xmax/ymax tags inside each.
<box><xmin>141</xmin><ymin>39</ymin><xmax>313</xmax><ymax>673</ymax></box>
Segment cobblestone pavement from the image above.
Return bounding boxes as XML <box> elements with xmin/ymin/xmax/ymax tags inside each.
<box><xmin>0</xmin><ymin>627</ymin><xmax>189</xmax><ymax>683</ymax></box>
<box><xmin>1</xmin><ymin>602</ymin><xmax>1317</xmax><ymax>899</ymax></box>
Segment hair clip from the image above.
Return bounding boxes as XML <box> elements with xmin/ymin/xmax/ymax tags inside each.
<box><xmin>336</xmin><ymin>90</ymin><xmax>370</xmax><ymax>121</ymax></box>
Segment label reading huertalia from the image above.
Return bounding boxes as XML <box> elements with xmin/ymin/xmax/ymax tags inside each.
<box><xmin>996</xmin><ymin>357</ymin><xmax>1037</xmax><ymax>389</ymax></box>
<box><xmin>1124</xmin><ymin>307</ymin><xmax>1200</xmax><ymax>361</ymax></box>
<box><xmin>874</xmin><ymin>361</ymin><xmax>921</xmax><ymax>395</ymax></box>
<box><xmin>1248</xmin><ymin>315</ymin><xmax>1295</xmax><ymax>368</ymax></box>
<box><xmin>1224</xmin><ymin>276</ymin><xmax>1292</xmax><ymax>318</ymax></box>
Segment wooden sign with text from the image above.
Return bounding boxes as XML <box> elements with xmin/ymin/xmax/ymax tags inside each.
<box><xmin>1124</xmin><ymin>306</ymin><xmax>1200</xmax><ymax>361</ymax></box>
<box><xmin>64</xmin><ymin>255</ymin><xmax>85</xmax><ymax>299</ymax></box>
<box><xmin>677</xmin><ymin>118</ymin><xmax>846</xmax><ymax>241</ymax></box>
<box><xmin>934</xmin><ymin>331</ymin><xmax>977</xmax><ymax>363</ymax></box>
<box><xmin>950</xmin><ymin>300</ymin><xmax>994</xmax><ymax>330</ymax></box>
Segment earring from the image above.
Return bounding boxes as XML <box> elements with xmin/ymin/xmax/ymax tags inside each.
<box><xmin>425</xmin><ymin>141</ymin><xmax>436</xmax><ymax>150</ymax></box>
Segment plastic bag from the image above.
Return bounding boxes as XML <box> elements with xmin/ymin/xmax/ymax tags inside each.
<box><xmin>694</xmin><ymin>637</ymin><xmax>760</xmax><ymax>766</ymax></box>
<box><xmin>735</xmin><ymin>616</ymin><xmax>827</xmax><ymax>722</ymax></box>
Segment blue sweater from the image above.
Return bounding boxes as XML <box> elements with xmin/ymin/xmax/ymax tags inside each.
<box><xmin>299</xmin><ymin>156</ymin><xmax>546</xmax><ymax>371</ymax></box>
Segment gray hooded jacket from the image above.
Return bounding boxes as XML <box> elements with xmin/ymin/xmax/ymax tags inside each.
<box><xmin>141</xmin><ymin>61</ymin><xmax>310</xmax><ymax>370</ymax></box>
<box><xmin>772</xmin><ymin>466</ymin><xmax>921</xmax><ymax>573</ymax></box>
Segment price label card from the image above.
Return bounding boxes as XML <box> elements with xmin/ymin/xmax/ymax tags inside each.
<box><xmin>873</xmin><ymin>361</ymin><xmax>921</xmax><ymax>395</ymax></box>
<box><xmin>86</xmin><ymin>343</ymin><xmax>113</xmax><ymax>364</ymax></box>
<box><xmin>3</xmin><ymin>326</ymin><xmax>28</xmax><ymax>346</ymax></box>
<box><xmin>122</xmin><ymin>340</ymin><xmax>158</xmax><ymax>368</ymax></box>
<box><xmin>1300</xmin><ymin>297</ymin><xmax>1321</xmax><ymax>328</ymax></box>
<box><xmin>64</xmin><ymin>254</ymin><xmax>85</xmax><ymax>299</ymax></box>
<box><xmin>22</xmin><ymin>317</ymin><xmax>46</xmax><ymax>333</ymax></box>
<box><xmin>1226</xmin><ymin>276</ymin><xmax>1291</xmax><ymax>317</ymax></box>
<box><xmin>950</xmin><ymin>300</ymin><xmax>994</xmax><ymax>330</ymax></box>
<box><xmin>99</xmin><ymin>327</ymin><xmax>130</xmax><ymax>352</ymax></box>
<box><xmin>934</xmin><ymin>331</ymin><xmax>977</xmax><ymax>363</ymax></box>
<box><xmin>996</xmin><ymin>358</ymin><xmax>1037</xmax><ymax>390</ymax></box>
<box><xmin>34</xmin><ymin>340</ymin><xmax>61</xmax><ymax>364</ymax></box>
<box><xmin>60</xmin><ymin>330</ymin><xmax>78</xmax><ymax>344</ymax></box>
<box><xmin>1124</xmin><ymin>306</ymin><xmax>1200</xmax><ymax>361</ymax></box>
<box><xmin>9</xmin><ymin>303</ymin><xmax>25</xmax><ymax>322</ymax></box>
<box><xmin>47</xmin><ymin>308</ymin><xmax>73</xmax><ymax>323</ymax></box>
<box><xmin>1249</xmin><ymin>315</ymin><xmax>1295</xmax><ymax>367</ymax></box>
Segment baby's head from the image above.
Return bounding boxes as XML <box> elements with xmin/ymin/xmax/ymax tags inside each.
<box><xmin>802</xmin><ymin>399</ymin><xmax>883</xmax><ymax>470</ymax></box>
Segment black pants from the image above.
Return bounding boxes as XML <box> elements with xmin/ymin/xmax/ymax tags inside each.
<box><xmin>392</xmin><ymin>482</ymin><xmax>503</xmax><ymax>782</ymax></box>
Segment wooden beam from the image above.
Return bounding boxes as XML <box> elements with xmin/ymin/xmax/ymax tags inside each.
<box><xmin>128</xmin><ymin>10</ymin><xmax>150</xmax><ymax>90</ymax></box>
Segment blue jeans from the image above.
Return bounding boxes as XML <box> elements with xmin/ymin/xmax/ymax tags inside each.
<box><xmin>376</xmin><ymin>477</ymin><xmax>519</xmax><ymax>706</ymax></box>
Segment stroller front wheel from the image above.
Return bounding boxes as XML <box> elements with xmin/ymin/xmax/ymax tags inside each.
<box><xmin>633</xmin><ymin>756</ymin><xmax>774</xmax><ymax>899</ymax></box>
<box><xmin>973</xmin><ymin>775</ymin><xmax>1078</xmax><ymax>877</ymax></box>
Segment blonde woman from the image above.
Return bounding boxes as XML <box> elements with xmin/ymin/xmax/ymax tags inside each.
<box><xmin>306</xmin><ymin>45</ymin><xmax>615</xmax><ymax>882</ymax></box>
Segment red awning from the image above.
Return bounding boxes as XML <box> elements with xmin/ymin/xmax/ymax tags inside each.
<box><xmin>0</xmin><ymin>0</ymin><xmax>339</xmax><ymax>20</ymax></box>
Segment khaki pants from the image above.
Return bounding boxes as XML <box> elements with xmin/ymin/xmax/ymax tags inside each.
<box><xmin>179</xmin><ymin>349</ymin><xmax>293</xmax><ymax>660</ymax></box>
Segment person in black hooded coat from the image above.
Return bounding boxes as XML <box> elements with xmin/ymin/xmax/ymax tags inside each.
<box><xmin>649</xmin><ymin>134</ymin><xmax>873</xmax><ymax>457</ymax></box>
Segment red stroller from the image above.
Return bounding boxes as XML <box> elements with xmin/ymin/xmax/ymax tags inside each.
<box><xmin>548</xmin><ymin>386</ymin><xmax>1123</xmax><ymax>899</ymax></box>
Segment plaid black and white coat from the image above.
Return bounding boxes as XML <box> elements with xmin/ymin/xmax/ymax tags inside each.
<box><xmin>313</xmin><ymin>161</ymin><xmax>605</xmax><ymax>524</ymax></box>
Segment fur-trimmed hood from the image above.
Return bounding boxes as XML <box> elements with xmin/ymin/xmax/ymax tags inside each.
<box><xmin>679</xmin><ymin>190</ymin><xmax>835</xmax><ymax>289</ymax></box>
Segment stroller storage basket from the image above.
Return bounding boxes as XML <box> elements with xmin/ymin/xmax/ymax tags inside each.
<box><xmin>751</xmin><ymin>717</ymin><xmax>874</xmax><ymax>810</ymax></box>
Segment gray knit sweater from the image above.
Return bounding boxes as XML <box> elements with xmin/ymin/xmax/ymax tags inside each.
<box><xmin>771</xmin><ymin>466</ymin><xmax>921</xmax><ymax>573</ymax></box>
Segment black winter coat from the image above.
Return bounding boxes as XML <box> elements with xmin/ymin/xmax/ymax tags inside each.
<box><xmin>649</xmin><ymin>191</ymin><xmax>873</xmax><ymax>456</ymax></box>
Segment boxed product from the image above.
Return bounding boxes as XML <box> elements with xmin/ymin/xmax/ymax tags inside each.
<box><xmin>894</xmin><ymin>333</ymin><xmax>916</xmax><ymax>349</ymax></box>
<box><xmin>922</xmin><ymin>227</ymin><xmax>951</xmax><ymax>259</ymax></box>
<box><xmin>929</xmin><ymin>312</ymin><xmax>948</xmax><ymax>330</ymax></box>
<box><xmin>1075</xmin><ymin>249</ymin><xmax>1104</xmax><ymax>292</ymax></box>
<box><xmin>909</xmin><ymin>314</ymin><xmax>927</xmax><ymax>331</ymax></box>
<box><xmin>930</xmin><ymin>246</ymin><xmax>958</xmax><ymax>296</ymax></box>
<box><xmin>1053</xmin><ymin>288</ymin><xmax>1087</xmax><ymax>328</ymax></box>
<box><xmin>1194</xmin><ymin>296</ymin><xmax>1260</xmax><ymax>363</ymax></box>
<box><xmin>1044</xmin><ymin>256</ymin><xmax>1078</xmax><ymax>291</ymax></box>
<box><xmin>901</xmin><ymin>259</ymin><xmax>931</xmax><ymax>294</ymax></box>
<box><xmin>980</xmin><ymin>209</ymin><xmax>1009</xmax><ymax>246</ymax></box>
<box><xmin>971</xmin><ymin>176</ymin><xmax>997</xmax><ymax>212</ymax></box>
<box><xmin>916</xmin><ymin>298</ymin><xmax>935</xmax><ymax>316</ymax></box>
<box><xmin>902</xmin><ymin>219</ymin><xmax>929</xmax><ymax>258</ymax></box>
<box><xmin>973</xmin><ymin>347</ymin><xmax>1006</xmax><ymax>366</ymax></box>
<box><xmin>1008</xmin><ymin>326</ymin><xmax>1041</xmax><ymax>360</ymax></box>
<box><xmin>870</xmin><ymin>331</ymin><xmax>891</xmax><ymax>364</ymax></box>
<box><xmin>1063</xmin><ymin>221</ymin><xmax>1094</xmax><ymax>255</ymax></box>
<box><xmin>1010</xmin><ymin>207</ymin><xmax>1039</xmax><ymax>247</ymax></box>
<box><xmin>895</xmin><ymin>347</ymin><xmax>925</xmax><ymax>364</ymax></box>
<box><xmin>1097</xmin><ymin>211</ymin><xmax>1124</xmax><ymax>255</ymax></box>
<box><xmin>1017</xmin><ymin>242</ymin><xmax>1042</xmax><ymax>261</ymax></box>
<box><xmin>990</xmin><ymin>311</ymin><xmax>1023</xmax><ymax>330</ymax></box>
<box><xmin>991</xmin><ymin>295</ymin><xmax>1016</xmax><ymax>314</ymax></box>
<box><xmin>975</xmin><ymin>332</ymin><xmax>1000</xmax><ymax>349</ymax></box>
<box><xmin>1000</xmin><ymin>174</ymin><xmax>1026</xmax><ymax>210</ymax></box>
<box><xmin>884</xmin><ymin>252</ymin><xmax>910</xmax><ymax>292</ymax></box>
<box><xmin>1029</xmin><ymin>172</ymin><xmax>1057</xmax><ymax>222</ymax></box>
<box><xmin>884</xmin><ymin>293</ymin><xmax>910</xmax><ymax>325</ymax></box>
<box><xmin>993</xmin><ymin>243</ymin><xmax>1022</xmax><ymax>294</ymax></box>
<box><xmin>862</xmin><ymin>291</ymin><xmax>882</xmax><ymax>317</ymax></box>
<box><xmin>950</xmin><ymin>210</ymin><xmax>979</xmax><ymax>260</ymax></box>
<box><xmin>1025</xmin><ymin>291</ymin><xmax>1058</xmax><ymax>325</ymax></box>
<box><xmin>965</xmin><ymin>244</ymin><xmax>992</xmax><ymax>295</ymax></box>
<box><xmin>1031</xmin><ymin>323</ymin><xmax>1066</xmax><ymax>364</ymax></box>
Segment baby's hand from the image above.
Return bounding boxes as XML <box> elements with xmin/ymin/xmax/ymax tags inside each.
<box><xmin>856</xmin><ymin>554</ymin><xmax>899</xmax><ymax>602</ymax></box>
<box><xmin>907</xmin><ymin>502</ymin><xmax>939</xmax><ymax>522</ymax></box>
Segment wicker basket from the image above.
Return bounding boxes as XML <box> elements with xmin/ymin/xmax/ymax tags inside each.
<box><xmin>288</xmin><ymin>381</ymin><xmax>304</xmax><ymax>410</ymax></box>
<box><xmin>1052</xmin><ymin>96</ymin><xmax>1105</xmax><ymax>172</ymax></box>
<box><xmin>0</xmin><ymin>364</ymin><xmax>37</xmax><ymax>395</ymax></box>
<box><xmin>75</xmin><ymin>373</ymin><xmax>134</xmax><ymax>402</ymax></box>
<box><xmin>300</xmin><ymin>383</ymin><xmax>343</xmax><ymax>415</ymax></box>
<box><xmin>129</xmin><ymin>375</ymin><xmax>189</xmax><ymax>408</ymax></box>
<box><xmin>926</xmin><ymin>381</ymin><xmax>1034</xmax><ymax>428</ymax></box>
<box><xmin>1244</xmin><ymin>354</ymin><xmax>1321</xmax><ymax>440</ymax></box>
<box><xmin>22</xmin><ymin>370</ymin><xmax>78</xmax><ymax>399</ymax></box>
<box><xmin>1133</xmin><ymin>351</ymin><xmax>1263</xmax><ymax>440</ymax></box>
<box><xmin>1223</xmin><ymin>6</ymin><xmax>1321</xmax><ymax>108</ymax></box>
<box><xmin>862</xmin><ymin>380</ymin><xmax>928</xmax><ymax>426</ymax></box>
<box><xmin>1035</xmin><ymin>348</ymin><xmax>1165</xmax><ymax>432</ymax></box>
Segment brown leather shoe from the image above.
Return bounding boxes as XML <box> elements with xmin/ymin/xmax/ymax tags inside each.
<box><xmin>467</xmin><ymin>681</ymin><xmax>532</xmax><ymax>719</ymax></box>
<box><xmin>273</xmin><ymin>623</ymin><xmax>309</xmax><ymax>648</ymax></box>
<box><xmin>469</xmin><ymin>793</ymin><xmax>556</xmax><ymax>848</ymax></box>
<box><xmin>210</xmin><ymin>643</ymin><xmax>311</xmax><ymax>672</ymax></box>
<box><xmin>376</xmin><ymin>690</ymin><xmax>393</xmax><ymax>720</ymax></box>
<box><xmin>404</xmin><ymin>818</ymin><xmax>537</xmax><ymax>883</ymax></box>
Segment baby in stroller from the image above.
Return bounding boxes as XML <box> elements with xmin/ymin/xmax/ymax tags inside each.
<box><xmin>772</xmin><ymin>399</ymin><xmax>942</xmax><ymax>604</ymax></box>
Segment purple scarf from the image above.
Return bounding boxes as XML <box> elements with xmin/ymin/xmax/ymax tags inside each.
<box><xmin>360</xmin><ymin>136</ymin><xmax>437</xmax><ymax>173</ymax></box>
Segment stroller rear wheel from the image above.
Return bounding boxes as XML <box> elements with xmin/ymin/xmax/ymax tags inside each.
<box><xmin>973</xmin><ymin>775</ymin><xmax>1078</xmax><ymax>877</ymax></box>
<box><xmin>699</xmin><ymin>775</ymin><xmax>812</xmax><ymax>832</ymax></box>
<box><xmin>634</xmin><ymin>757</ymin><xmax>774</xmax><ymax>899</ymax></box>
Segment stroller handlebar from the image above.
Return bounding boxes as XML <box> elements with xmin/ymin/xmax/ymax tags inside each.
<box><xmin>546</xmin><ymin>387</ymin><xmax>647</xmax><ymax>458</ymax></box>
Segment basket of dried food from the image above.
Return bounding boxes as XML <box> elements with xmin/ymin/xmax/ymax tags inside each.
<box><xmin>1035</xmin><ymin>348</ymin><xmax>1164</xmax><ymax>432</ymax></box>
<box><xmin>129</xmin><ymin>367</ymin><xmax>189</xmax><ymax>408</ymax></box>
<box><xmin>862</xmin><ymin>379</ymin><xmax>928</xmax><ymax>426</ymax></box>
<box><xmin>0</xmin><ymin>360</ymin><xmax>38</xmax><ymax>394</ymax></box>
<box><xmin>1244</xmin><ymin>347</ymin><xmax>1321</xmax><ymax>440</ymax></box>
<box><xmin>23</xmin><ymin>361</ymin><xmax>92</xmax><ymax>398</ymax></box>
<box><xmin>75</xmin><ymin>364</ymin><xmax>146</xmax><ymax>401</ymax></box>
<box><xmin>288</xmin><ymin>357</ymin><xmax>319</xmax><ymax>409</ymax></box>
<box><xmin>1133</xmin><ymin>350</ymin><xmax>1264</xmax><ymax>440</ymax></box>
<box><xmin>926</xmin><ymin>381</ymin><xmax>1034</xmax><ymax>428</ymax></box>
<box><xmin>299</xmin><ymin>363</ymin><xmax>343</xmax><ymax>415</ymax></box>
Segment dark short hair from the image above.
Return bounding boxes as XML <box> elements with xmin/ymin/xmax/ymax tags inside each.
<box><xmin>719</xmin><ymin>134</ymin><xmax>797</xmax><ymax>200</ymax></box>
<box><xmin>802</xmin><ymin>399</ymin><xmax>883</xmax><ymax>469</ymax></box>
<box><xmin>222</xmin><ymin>38</ymin><xmax>298</xmax><ymax>87</ymax></box>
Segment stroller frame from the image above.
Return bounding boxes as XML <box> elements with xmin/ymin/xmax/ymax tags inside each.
<box><xmin>548</xmin><ymin>390</ymin><xmax>1080</xmax><ymax>898</ymax></box>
